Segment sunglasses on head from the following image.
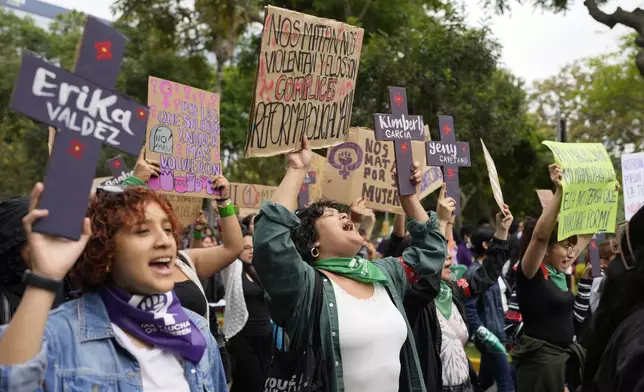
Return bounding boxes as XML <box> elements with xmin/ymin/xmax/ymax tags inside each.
<box><xmin>616</xmin><ymin>220</ymin><xmax>636</xmax><ymax>270</ymax></box>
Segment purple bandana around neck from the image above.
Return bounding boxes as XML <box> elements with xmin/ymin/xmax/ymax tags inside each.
<box><xmin>100</xmin><ymin>286</ymin><xmax>206</xmax><ymax>363</ymax></box>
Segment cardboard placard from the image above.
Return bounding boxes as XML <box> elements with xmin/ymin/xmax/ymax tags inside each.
<box><xmin>481</xmin><ymin>139</ymin><xmax>504</xmax><ymax>212</ymax></box>
<box><xmin>163</xmin><ymin>194</ymin><xmax>202</xmax><ymax>227</ymax></box>
<box><xmin>323</xmin><ymin>127</ymin><xmax>443</xmax><ymax>214</ymax></box>
<box><xmin>308</xmin><ymin>152</ymin><xmax>326</xmax><ymax>203</ymax></box>
<box><xmin>621</xmin><ymin>152</ymin><xmax>644</xmax><ymax>220</ymax></box>
<box><xmin>146</xmin><ymin>76</ymin><xmax>221</xmax><ymax>198</ymax></box>
<box><xmin>536</xmin><ymin>189</ymin><xmax>554</xmax><ymax>209</ymax></box>
<box><xmin>543</xmin><ymin>141</ymin><xmax>618</xmax><ymax>240</ymax></box>
<box><xmin>245</xmin><ymin>6</ymin><xmax>364</xmax><ymax>158</ymax></box>
<box><xmin>230</xmin><ymin>182</ymin><xmax>278</xmax><ymax>210</ymax></box>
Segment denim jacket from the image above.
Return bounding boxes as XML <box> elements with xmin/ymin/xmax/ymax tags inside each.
<box><xmin>465</xmin><ymin>261</ymin><xmax>506</xmax><ymax>342</ymax></box>
<box><xmin>0</xmin><ymin>292</ymin><xmax>227</xmax><ymax>392</ymax></box>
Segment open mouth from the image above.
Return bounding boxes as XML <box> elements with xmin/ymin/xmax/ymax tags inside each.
<box><xmin>149</xmin><ymin>257</ymin><xmax>173</xmax><ymax>275</ymax></box>
<box><xmin>342</xmin><ymin>221</ymin><xmax>355</xmax><ymax>232</ymax></box>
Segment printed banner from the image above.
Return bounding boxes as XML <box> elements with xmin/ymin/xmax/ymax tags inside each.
<box><xmin>543</xmin><ymin>141</ymin><xmax>618</xmax><ymax>240</ymax></box>
<box><xmin>481</xmin><ymin>139</ymin><xmax>504</xmax><ymax>212</ymax></box>
<box><xmin>163</xmin><ymin>194</ymin><xmax>202</xmax><ymax>227</ymax></box>
<box><xmin>536</xmin><ymin>189</ymin><xmax>554</xmax><ymax>209</ymax></box>
<box><xmin>230</xmin><ymin>182</ymin><xmax>278</xmax><ymax>210</ymax></box>
<box><xmin>621</xmin><ymin>152</ymin><xmax>644</xmax><ymax>220</ymax></box>
<box><xmin>245</xmin><ymin>6</ymin><xmax>364</xmax><ymax>158</ymax></box>
<box><xmin>323</xmin><ymin>127</ymin><xmax>443</xmax><ymax>214</ymax></box>
<box><xmin>146</xmin><ymin>76</ymin><xmax>221</xmax><ymax>198</ymax></box>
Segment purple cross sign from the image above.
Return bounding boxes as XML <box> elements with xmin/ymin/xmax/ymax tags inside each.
<box><xmin>373</xmin><ymin>87</ymin><xmax>425</xmax><ymax>196</ymax></box>
<box><xmin>425</xmin><ymin>116</ymin><xmax>471</xmax><ymax>215</ymax></box>
<box><xmin>10</xmin><ymin>17</ymin><xmax>149</xmax><ymax>240</ymax></box>
<box><xmin>298</xmin><ymin>171</ymin><xmax>317</xmax><ymax>209</ymax></box>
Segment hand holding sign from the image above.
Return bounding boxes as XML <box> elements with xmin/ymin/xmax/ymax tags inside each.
<box><xmin>22</xmin><ymin>183</ymin><xmax>92</xmax><ymax>281</ymax></box>
<box><xmin>287</xmin><ymin>135</ymin><xmax>312</xmax><ymax>172</ymax></box>
<box><xmin>495</xmin><ymin>204</ymin><xmax>514</xmax><ymax>241</ymax></box>
<box><xmin>133</xmin><ymin>147</ymin><xmax>160</xmax><ymax>183</ymax></box>
<box><xmin>549</xmin><ymin>163</ymin><xmax>563</xmax><ymax>189</ymax></box>
<box><xmin>436</xmin><ymin>184</ymin><xmax>456</xmax><ymax>223</ymax></box>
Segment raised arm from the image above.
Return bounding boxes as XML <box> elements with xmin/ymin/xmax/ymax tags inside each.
<box><xmin>0</xmin><ymin>183</ymin><xmax>90</xmax><ymax>389</ymax></box>
<box><xmin>521</xmin><ymin>164</ymin><xmax>563</xmax><ymax>279</ymax></box>
<box><xmin>393</xmin><ymin>183</ymin><xmax>453</xmax><ymax>323</ymax></box>
<box><xmin>185</xmin><ymin>176</ymin><xmax>244</xmax><ymax>279</ymax></box>
<box><xmin>459</xmin><ymin>206</ymin><xmax>513</xmax><ymax>298</ymax></box>
<box><xmin>252</xmin><ymin>137</ymin><xmax>314</xmax><ymax>326</ymax></box>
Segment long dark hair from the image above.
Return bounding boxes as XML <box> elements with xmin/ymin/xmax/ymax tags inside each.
<box><xmin>581</xmin><ymin>208</ymin><xmax>644</xmax><ymax>388</ymax></box>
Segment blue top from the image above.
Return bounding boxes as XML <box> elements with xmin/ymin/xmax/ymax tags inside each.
<box><xmin>0</xmin><ymin>292</ymin><xmax>227</xmax><ymax>391</ymax></box>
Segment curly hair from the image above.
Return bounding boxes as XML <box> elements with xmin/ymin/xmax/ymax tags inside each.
<box><xmin>291</xmin><ymin>199</ymin><xmax>342</xmax><ymax>265</ymax></box>
<box><xmin>71</xmin><ymin>187</ymin><xmax>182</xmax><ymax>292</ymax></box>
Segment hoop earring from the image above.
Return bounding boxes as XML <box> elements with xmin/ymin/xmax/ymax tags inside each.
<box><xmin>310</xmin><ymin>247</ymin><xmax>320</xmax><ymax>258</ymax></box>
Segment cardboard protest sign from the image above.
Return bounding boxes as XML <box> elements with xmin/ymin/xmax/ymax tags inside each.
<box><xmin>10</xmin><ymin>17</ymin><xmax>149</xmax><ymax>240</ymax></box>
<box><xmin>373</xmin><ymin>87</ymin><xmax>425</xmax><ymax>196</ymax></box>
<box><xmin>621</xmin><ymin>152</ymin><xmax>644</xmax><ymax>220</ymax></box>
<box><xmin>481</xmin><ymin>139</ymin><xmax>505</xmax><ymax>212</ymax></box>
<box><xmin>425</xmin><ymin>116</ymin><xmax>471</xmax><ymax>215</ymax></box>
<box><xmin>163</xmin><ymin>194</ymin><xmax>202</xmax><ymax>227</ymax></box>
<box><xmin>245</xmin><ymin>6</ymin><xmax>364</xmax><ymax>158</ymax></box>
<box><xmin>230</xmin><ymin>183</ymin><xmax>278</xmax><ymax>210</ymax></box>
<box><xmin>308</xmin><ymin>152</ymin><xmax>326</xmax><ymax>203</ymax></box>
<box><xmin>323</xmin><ymin>127</ymin><xmax>443</xmax><ymax>214</ymax></box>
<box><xmin>543</xmin><ymin>141</ymin><xmax>618</xmax><ymax>240</ymax></box>
<box><xmin>536</xmin><ymin>189</ymin><xmax>554</xmax><ymax>209</ymax></box>
<box><xmin>146</xmin><ymin>76</ymin><xmax>221</xmax><ymax>198</ymax></box>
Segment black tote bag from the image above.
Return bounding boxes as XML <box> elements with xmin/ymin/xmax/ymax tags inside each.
<box><xmin>263</xmin><ymin>272</ymin><xmax>328</xmax><ymax>392</ymax></box>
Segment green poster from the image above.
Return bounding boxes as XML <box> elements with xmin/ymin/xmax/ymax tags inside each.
<box><xmin>543</xmin><ymin>141</ymin><xmax>618</xmax><ymax>241</ymax></box>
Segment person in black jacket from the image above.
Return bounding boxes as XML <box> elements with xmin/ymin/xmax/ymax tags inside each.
<box><xmin>0</xmin><ymin>196</ymin><xmax>74</xmax><ymax>324</ymax></box>
<box><xmin>402</xmin><ymin>202</ymin><xmax>513</xmax><ymax>392</ymax></box>
<box><xmin>580</xmin><ymin>206</ymin><xmax>644</xmax><ymax>392</ymax></box>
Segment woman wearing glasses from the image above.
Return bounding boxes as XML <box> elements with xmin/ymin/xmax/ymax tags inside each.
<box><xmin>0</xmin><ymin>183</ymin><xmax>227</xmax><ymax>391</ymax></box>
<box><xmin>581</xmin><ymin>209</ymin><xmax>644</xmax><ymax>392</ymax></box>
<box><xmin>512</xmin><ymin>164</ymin><xmax>594</xmax><ymax>392</ymax></box>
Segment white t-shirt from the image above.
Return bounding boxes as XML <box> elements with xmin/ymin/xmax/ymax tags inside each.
<box><xmin>331</xmin><ymin>280</ymin><xmax>407</xmax><ymax>392</ymax></box>
<box><xmin>437</xmin><ymin>303</ymin><xmax>470</xmax><ymax>387</ymax></box>
<box><xmin>112</xmin><ymin>324</ymin><xmax>190</xmax><ymax>392</ymax></box>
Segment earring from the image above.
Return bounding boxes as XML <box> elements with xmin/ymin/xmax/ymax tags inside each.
<box><xmin>310</xmin><ymin>247</ymin><xmax>320</xmax><ymax>258</ymax></box>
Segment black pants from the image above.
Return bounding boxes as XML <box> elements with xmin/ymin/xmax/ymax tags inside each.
<box><xmin>229</xmin><ymin>330</ymin><xmax>273</xmax><ymax>392</ymax></box>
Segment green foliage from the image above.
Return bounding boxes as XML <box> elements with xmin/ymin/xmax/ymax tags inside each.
<box><xmin>530</xmin><ymin>35</ymin><xmax>644</xmax><ymax>156</ymax></box>
<box><xmin>0</xmin><ymin>0</ymin><xmax>550</xmax><ymax>224</ymax></box>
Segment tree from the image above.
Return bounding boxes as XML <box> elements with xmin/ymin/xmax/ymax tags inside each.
<box><xmin>487</xmin><ymin>0</ymin><xmax>644</xmax><ymax>77</ymax></box>
<box><xmin>530</xmin><ymin>35</ymin><xmax>644</xmax><ymax>157</ymax></box>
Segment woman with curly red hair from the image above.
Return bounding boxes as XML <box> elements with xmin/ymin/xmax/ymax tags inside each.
<box><xmin>0</xmin><ymin>183</ymin><xmax>228</xmax><ymax>391</ymax></box>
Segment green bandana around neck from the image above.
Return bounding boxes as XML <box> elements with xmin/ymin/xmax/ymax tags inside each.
<box><xmin>314</xmin><ymin>257</ymin><xmax>388</xmax><ymax>285</ymax></box>
<box><xmin>545</xmin><ymin>264</ymin><xmax>568</xmax><ymax>292</ymax></box>
<box><xmin>434</xmin><ymin>281</ymin><xmax>453</xmax><ymax>319</ymax></box>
